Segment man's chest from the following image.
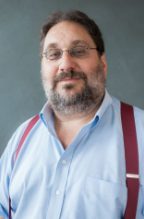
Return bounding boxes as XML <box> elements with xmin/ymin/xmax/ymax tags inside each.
<box><xmin>10</xmin><ymin>126</ymin><xmax>129</xmax><ymax>219</ymax></box>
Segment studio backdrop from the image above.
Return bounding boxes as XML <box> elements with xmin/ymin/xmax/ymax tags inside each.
<box><xmin>0</xmin><ymin>0</ymin><xmax>144</xmax><ymax>156</ymax></box>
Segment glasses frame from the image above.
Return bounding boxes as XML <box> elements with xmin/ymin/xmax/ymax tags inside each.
<box><xmin>43</xmin><ymin>46</ymin><xmax>98</xmax><ymax>60</ymax></box>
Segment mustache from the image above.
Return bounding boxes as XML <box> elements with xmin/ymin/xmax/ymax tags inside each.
<box><xmin>53</xmin><ymin>70</ymin><xmax>87</xmax><ymax>87</ymax></box>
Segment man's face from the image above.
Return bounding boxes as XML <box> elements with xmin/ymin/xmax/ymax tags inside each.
<box><xmin>41</xmin><ymin>21</ymin><xmax>107</xmax><ymax>115</ymax></box>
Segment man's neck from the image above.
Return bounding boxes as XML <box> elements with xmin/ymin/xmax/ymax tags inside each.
<box><xmin>53</xmin><ymin>104</ymin><xmax>100</xmax><ymax>149</ymax></box>
<box><xmin>54</xmin><ymin>105</ymin><xmax>98</xmax><ymax>124</ymax></box>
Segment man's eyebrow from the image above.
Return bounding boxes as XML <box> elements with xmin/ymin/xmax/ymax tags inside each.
<box><xmin>71</xmin><ymin>40</ymin><xmax>90</xmax><ymax>47</ymax></box>
<box><xmin>45</xmin><ymin>43</ymin><xmax>58</xmax><ymax>50</ymax></box>
<box><xmin>45</xmin><ymin>40</ymin><xmax>90</xmax><ymax>51</ymax></box>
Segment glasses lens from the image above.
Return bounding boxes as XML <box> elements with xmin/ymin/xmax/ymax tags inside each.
<box><xmin>70</xmin><ymin>47</ymin><xmax>86</xmax><ymax>57</ymax></box>
<box><xmin>48</xmin><ymin>50</ymin><xmax>62</xmax><ymax>60</ymax></box>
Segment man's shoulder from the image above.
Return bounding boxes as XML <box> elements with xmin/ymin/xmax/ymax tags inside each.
<box><xmin>12</xmin><ymin>117</ymin><xmax>35</xmax><ymax>139</ymax></box>
<box><xmin>110</xmin><ymin>94</ymin><xmax>144</xmax><ymax>120</ymax></box>
<box><xmin>134</xmin><ymin>105</ymin><xmax>144</xmax><ymax>119</ymax></box>
<box><xmin>133</xmin><ymin>106</ymin><xmax>144</xmax><ymax>135</ymax></box>
<box><xmin>8</xmin><ymin>115</ymin><xmax>40</xmax><ymax>155</ymax></box>
<box><xmin>110</xmin><ymin>94</ymin><xmax>143</xmax><ymax>110</ymax></box>
<box><xmin>0</xmin><ymin>116</ymin><xmax>40</xmax><ymax>175</ymax></box>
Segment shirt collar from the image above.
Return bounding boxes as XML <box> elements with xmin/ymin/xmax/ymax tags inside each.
<box><xmin>40</xmin><ymin>102</ymin><xmax>53</xmax><ymax>127</ymax></box>
<box><xmin>95</xmin><ymin>89</ymin><xmax>112</xmax><ymax>120</ymax></box>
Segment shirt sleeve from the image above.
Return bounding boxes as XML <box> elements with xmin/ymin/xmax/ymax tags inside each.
<box><xmin>0</xmin><ymin>141</ymin><xmax>11</xmax><ymax>219</ymax></box>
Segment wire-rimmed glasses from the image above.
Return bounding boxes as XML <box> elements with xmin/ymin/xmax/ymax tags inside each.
<box><xmin>43</xmin><ymin>46</ymin><xmax>98</xmax><ymax>60</ymax></box>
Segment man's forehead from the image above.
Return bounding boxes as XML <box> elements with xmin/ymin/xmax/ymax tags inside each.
<box><xmin>43</xmin><ymin>21</ymin><xmax>95</xmax><ymax>50</ymax></box>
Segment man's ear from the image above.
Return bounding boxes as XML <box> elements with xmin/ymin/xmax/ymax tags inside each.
<box><xmin>100</xmin><ymin>53</ymin><xmax>107</xmax><ymax>78</ymax></box>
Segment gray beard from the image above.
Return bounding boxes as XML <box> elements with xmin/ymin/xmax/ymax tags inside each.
<box><xmin>41</xmin><ymin>62</ymin><xmax>106</xmax><ymax>116</ymax></box>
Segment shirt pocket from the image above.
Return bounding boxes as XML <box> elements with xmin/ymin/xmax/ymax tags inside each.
<box><xmin>80</xmin><ymin>176</ymin><xmax>127</xmax><ymax>219</ymax></box>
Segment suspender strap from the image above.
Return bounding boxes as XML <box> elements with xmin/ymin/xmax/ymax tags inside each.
<box><xmin>9</xmin><ymin>114</ymin><xmax>40</xmax><ymax>219</ymax></box>
<box><xmin>14</xmin><ymin>115</ymin><xmax>40</xmax><ymax>164</ymax></box>
<box><xmin>9</xmin><ymin>197</ymin><xmax>11</xmax><ymax>219</ymax></box>
<box><xmin>121</xmin><ymin>102</ymin><xmax>139</xmax><ymax>219</ymax></box>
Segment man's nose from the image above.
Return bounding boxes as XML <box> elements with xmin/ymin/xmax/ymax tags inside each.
<box><xmin>59</xmin><ymin>51</ymin><xmax>77</xmax><ymax>72</ymax></box>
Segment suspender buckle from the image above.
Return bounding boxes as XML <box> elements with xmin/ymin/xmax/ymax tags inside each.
<box><xmin>126</xmin><ymin>174</ymin><xmax>139</xmax><ymax>179</ymax></box>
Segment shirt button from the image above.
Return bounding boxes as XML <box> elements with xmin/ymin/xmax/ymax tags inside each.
<box><xmin>56</xmin><ymin>190</ymin><xmax>61</xmax><ymax>195</ymax></box>
<box><xmin>62</xmin><ymin>160</ymin><xmax>66</xmax><ymax>164</ymax></box>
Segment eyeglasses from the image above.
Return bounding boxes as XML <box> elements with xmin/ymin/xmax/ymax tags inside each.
<box><xmin>43</xmin><ymin>46</ymin><xmax>98</xmax><ymax>60</ymax></box>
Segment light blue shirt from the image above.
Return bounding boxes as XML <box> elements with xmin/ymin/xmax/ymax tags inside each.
<box><xmin>0</xmin><ymin>90</ymin><xmax>144</xmax><ymax>219</ymax></box>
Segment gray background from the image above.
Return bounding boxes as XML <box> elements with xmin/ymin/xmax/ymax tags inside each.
<box><xmin>0</xmin><ymin>0</ymin><xmax>144</xmax><ymax>157</ymax></box>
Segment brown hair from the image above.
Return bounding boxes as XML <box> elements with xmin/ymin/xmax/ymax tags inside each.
<box><xmin>39</xmin><ymin>10</ymin><xmax>105</xmax><ymax>59</ymax></box>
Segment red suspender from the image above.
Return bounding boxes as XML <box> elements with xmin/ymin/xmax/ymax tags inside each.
<box><xmin>9</xmin><ymin>197</ymin><xmax>11</xmax><ymax>219</ymax></box>
<box><xmin>9</xmin><ymin>115</ymin><xmax>40</xmax><ymax>219</ymax></box>
<box><xmin>121</xmin><ymin>102</ymin><xmax>139</xmax><ymax>219</ymax></box>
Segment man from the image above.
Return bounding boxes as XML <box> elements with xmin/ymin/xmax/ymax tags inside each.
<box><xmin>0</xmin><ymin>10</ymin><xmax>144</xmax><ymax>219</ymax></box>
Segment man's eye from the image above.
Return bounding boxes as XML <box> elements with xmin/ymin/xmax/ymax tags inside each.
<box><xmin>76</xmin><ymin>50</ymin><xmax>82</xmax><ymax>53</ymax></box>
<box><xmin>73</xmin><ymin>49</ymin><xmax>85</xmax><ymax>56</ymax></box>
<box><xmin>49</xmin><ymin>51</ymin><xmax>61</xmax><ymax>59</ymax></box>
